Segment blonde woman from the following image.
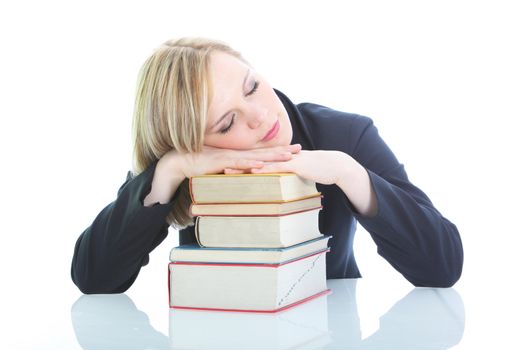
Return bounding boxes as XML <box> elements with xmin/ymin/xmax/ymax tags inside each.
<box><xmin>71</xmin><ymin>38</ymin><xmax>463</xmax><ymax>293</ymax></box>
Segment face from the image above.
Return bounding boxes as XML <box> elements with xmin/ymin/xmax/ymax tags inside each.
<box><xmin>204</xmin><ymin>51</ymin><xmax>293</xmax><ymax>150</ymax></box>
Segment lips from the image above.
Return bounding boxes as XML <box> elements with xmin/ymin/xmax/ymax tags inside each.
<box><xmin>262</xmin><ymin>120</ymin><xmax>280</xmax><ymax>142</ymax></box>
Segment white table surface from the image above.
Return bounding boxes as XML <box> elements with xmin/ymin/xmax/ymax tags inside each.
<box><xmin>70</xmin><ymin>279</ymin><xmax>464</xmax><ymax>350</ymax></box>
<box><xmin>3</xmin><ymin>238</ymin><xmax>523</xmax><ymax>350</ymax></box>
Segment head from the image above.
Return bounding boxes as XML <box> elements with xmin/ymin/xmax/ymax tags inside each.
<box><xmin>204</xmin><ymin>51</ymin><xmax>292</xmax><ymax>150</ymax></box>
<box><xmin>132</xmin><ymin>37</ymin><xmax>292</xmax><ymax>227</ymax></box>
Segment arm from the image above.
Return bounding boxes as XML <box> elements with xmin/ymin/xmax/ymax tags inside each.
<box><xmin>345</xmin><ymin>118</ymin><xmax>463</xmax><ymax>287</ymax></box>
<box><xmin>70</xmin><ymin>163</ymin><xmax>176</xmax><ymax>294</ymax></box>
<box><xmin>251</xmin><ymin>115</ymin><xmax>463</xmax><ymax>287</ymax></box>
<box><xmin>71</xmin><ymin>145</ymin><xmax>304</xmax><ymax>294</ymax></box>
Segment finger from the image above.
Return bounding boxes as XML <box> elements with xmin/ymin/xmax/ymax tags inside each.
<box><xmin>288</xmin><ymin>143</ymin><xmax>302</xmax><ymax>153</ymax></box>
<box><xmin>204</xmin><ymin>145</ymin><xmax>300</xmax><ymax>167</ymax></box>
<box><xmin>227</xmin><ymin>159</ymin><xmax>265</xmax><ymax>170</ymax></box>
<box><xmin>204</xmin><ymin>143</ymin><xmax>300</xmax><ymax>155</ymax></box>
<box><xmin>224</xmin><ymin>168</ymin><xmax>246</xmax><ymax>174</ymax></box>
<box><xmin>250</xmin><ymin>162</ymin><xmax>289</xmax><ymax>174</ymax></box>
<box><xmin>264</xmin><ymin>143</ymin><xmax>301</xmax><ymax>153</ymax></box>
<box><xmin>234</xmin><ymin>150</ymin><xmax>295</xmax><ymax>163</ymax></box>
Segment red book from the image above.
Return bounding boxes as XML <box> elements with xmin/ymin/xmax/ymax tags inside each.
<box><xmin>190</xmin><ymin>194</ymin><xmax>323</xmax><ymax>217</ymax></box>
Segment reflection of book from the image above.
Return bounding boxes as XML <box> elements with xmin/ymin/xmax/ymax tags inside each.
<box><xmin>191</xmin><ymin>195</ymin><xmax>322</xmax><ymax>216</ymax></box>
<box><xmin>189</xmin><ymin>173</ymin><xmax>320</xmax><ymax>204</ymax></box>
<box><xmin>195</xmin><ymin>208</ymin><xmax>323</xmax><ymax>248</ymax></box>
<box><xmin>169</xmin><ymin>290</ymin><xmax>332</xmax><ymax>350</ymax></box>
<box><xmin>71</xmin><ymin>295</ymin><xmax>171</xmax><ymax>349</ymax></box>
<box><xmin>169</xmin><ymin>250</ymin><xmax>329</xmax><ymax>312</ymax></box>
<box><xmin>170</xmin><ymin>236</ymin><xmax>330</xmax><ymax>264</ymax></box>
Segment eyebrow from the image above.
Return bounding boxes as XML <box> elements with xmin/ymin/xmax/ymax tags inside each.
<box><xmin>209</xmin><ymin>68</ymin><xmax>251</xmax><ymax>132</ymax></box>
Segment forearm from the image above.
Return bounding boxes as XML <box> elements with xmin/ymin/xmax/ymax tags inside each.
<box><xmin>144</xmin><ymin>152</ymin><xmax>186</xmax><ymax>206</ymax></box>
<box><xmin>333</xmin><ymin>155</ymin><xmax>462</xmax><ymax>287</ymax></box>
<box><xmin>335</xmin><ymin>153</ymin><xmax>378</xmax><ymax>217</ymax></box>
<box><xmin>72</xmin><ymin>212</ymin><xmax>169</xmax><ymax>294</ymax></box>
<box><xmin>355</xmin><ymin>171</ymin><xmax>463</xmax><ymax>287</ymax></box>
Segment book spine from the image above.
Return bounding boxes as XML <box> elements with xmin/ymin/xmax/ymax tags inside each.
<box><xmin>194</xmin><ymin>217</ymin><xmax>204</xmax><ymax>247</ymax></box>
<box><xmin>189</xmin><ymin>177</ymin><xmax>196</xmax><ymax>203</ymax></box>
<box><xmin>168</xmin><ymin>263</ymin><xmax>172</xmax><ymax>307</ymax></box>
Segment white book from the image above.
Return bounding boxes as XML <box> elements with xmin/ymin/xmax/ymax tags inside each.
<box><xmin>168</xmin><ymin>250</ymin><xmax>329</xmax><ymax>312</ymax></box>
<box><xmin>190</xmin><ymin>173</ymin><xmax>320</xmax><ymax>204</ymax></box>
<box><xmin>196</xmin><ymin>208</ymin><xmax>322</xmax><ymax>248</ymax></box>
<box><xmin>170</xmin><ymin>236</ymin><xmax>330</xmax><ymax>264</ymax></box>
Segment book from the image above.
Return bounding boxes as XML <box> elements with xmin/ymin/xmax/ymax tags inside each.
<box><xmin>195</xmin><ymin>207</ymin><xmax>322</xmax><ymax>248</ymax></box>
<box><xmin>170</xmin><ymin>236</ymin><xmax>330</xmax><ymax>264</ymax></box>
<box><xmin>168</xmin><ymin>250</ymin><xmax>329</xmax><ymax>312</ymax></box>
<box><xmin>169</xmin><ymin>289</ymin><xmax>332</xmax><ymax>349</ymax></box>
<box><xmin>189</xmin><ymin>173</ymin><xmax>321</xmax><ymax>204</ymax></box>
<box><xmin>190</xmin><ymin>194</ymin><xmax>323</xmax><ymax>216</ymax></box>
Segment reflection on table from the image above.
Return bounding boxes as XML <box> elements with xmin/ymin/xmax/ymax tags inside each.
<box><xmin>71</xmin><ymin>294</ymin><xmax>171</xmax><ymax>350</ymax></box>
<box><xmin>71</xmin><ymin>279</ymin><xmax>464</xmax><ymax>349</ymax></box>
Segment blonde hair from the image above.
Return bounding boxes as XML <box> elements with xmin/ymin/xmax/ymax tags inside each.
<box><xmin>131</xmin><ymin>37</ymin><xmax>244</xmax><ymax>228</ymax></box>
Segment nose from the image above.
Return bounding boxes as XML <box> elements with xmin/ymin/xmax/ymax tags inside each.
<box><xmin>246</xmin><ymin>106</ymin><xmax>267</xmax><ymax>129</ymax></box>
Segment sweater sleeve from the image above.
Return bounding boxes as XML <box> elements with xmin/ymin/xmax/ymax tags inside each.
<box><xmin>71</xmin><ymin>163</ymin><xmax>175</xmax><ymax>294</ymax></box>
<box><xmin>348</xmin><ymin>118</ymin><xmax>463</xmax><ymax>287</ymax></box>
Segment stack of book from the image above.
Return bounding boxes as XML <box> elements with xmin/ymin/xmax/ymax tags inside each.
<box><xmin>168</xmin><ymin>173</ymin><xmax>331</xmax><ymax>313</ymax></box>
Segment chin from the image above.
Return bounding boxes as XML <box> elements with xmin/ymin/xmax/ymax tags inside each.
<box><xmin>281</xmin><ymin>126</ymin><xmax>293</xmax><ymax>146</ymax></box>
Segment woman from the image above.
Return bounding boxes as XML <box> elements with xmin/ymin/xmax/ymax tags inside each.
<box><xmin>71</xmin><ymin>38</ymin><xmax>463</xmax><ymax>294</ymax></box>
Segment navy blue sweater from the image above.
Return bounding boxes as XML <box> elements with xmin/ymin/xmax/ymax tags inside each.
<box><xmin>71</xmin><ymin>90</ymin><xmax>463</xmax><ymax>294</ymax></box>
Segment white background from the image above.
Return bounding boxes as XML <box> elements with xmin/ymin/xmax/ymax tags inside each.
<box><xmin>1</xmin><ymin>0</ymin><xmax>524</xmax><ymax>348</ymax></box>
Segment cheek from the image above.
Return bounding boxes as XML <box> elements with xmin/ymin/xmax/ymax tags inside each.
<box><xmin>264</xmin><ymin>86</ymin><xmax>280</xmax><ymax>107</ymax></box>
<box><xmin>205</xmin><ymin>131</ymin><xmax>256</xmax><ymax>150</ymax></box>
<box><xmin>228</xmin><ymin>132</ymin><xmax>259</xmax><ymax>149</ymax></box>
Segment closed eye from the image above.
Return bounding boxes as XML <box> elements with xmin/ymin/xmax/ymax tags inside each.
<box><xmin>246</xmin><ymin>80</ymin><xmax>259</xmax><ymax>97</ymax></box>
<box><xmin>219</xmin><ymin>114</ymin><xmax>235</xmax><ymax>134</ymax></box>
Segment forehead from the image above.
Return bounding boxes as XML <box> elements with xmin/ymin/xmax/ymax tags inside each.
<box><xmin>207</xmin><ymin>52</ymin><xmax>250</xmax><ymax>122</ymax></box>
<box><xmin>208</xmin><ymin>51</ymin><xmax>249</xmax><ymax>87</ymax></box>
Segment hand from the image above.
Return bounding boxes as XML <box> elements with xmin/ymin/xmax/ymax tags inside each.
<box><xmin>251</xmin><ymin>150</ymin><xmax>378</xmax><ymax>216</ymax></box>
<box><xmin>144</xmin><ymin>144</ymin><xmax>302</xmax><ymax>206</ymax></box>
<box><xmin>176</xmin><ymin>143</ymin><xmax>303</xmax><ymax>178</ymax></box>
<box><xmin>250</xmin><ymin>150</ymin><xmax>353</xmax><ymax>185</ymax></box>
